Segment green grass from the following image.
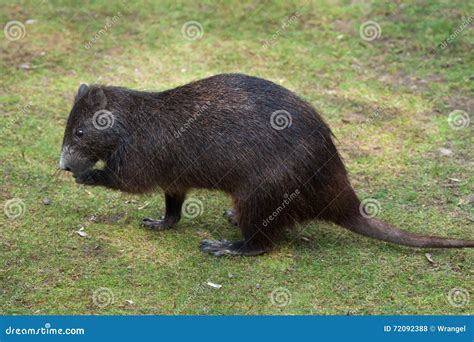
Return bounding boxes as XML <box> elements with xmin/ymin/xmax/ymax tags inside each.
<box><xmin>1</xmin><ymin>0</ymin><xmax>472</xmax><ymax>315</ymax></box>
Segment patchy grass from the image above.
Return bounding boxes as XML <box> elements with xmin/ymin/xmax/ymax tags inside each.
<box><xmin>0</xmin><ymin>0</ymin><xmax>472</xmax><ymax>315</ymax></box>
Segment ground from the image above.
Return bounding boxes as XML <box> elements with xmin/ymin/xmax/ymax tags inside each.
<box><xmin>0</xmin><ymin>0</ymin><xmax>472</xmax><ymax>315</ymax></box>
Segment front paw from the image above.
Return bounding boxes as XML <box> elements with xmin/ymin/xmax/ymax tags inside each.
<box><xmin>73</xmin><ymin>170</ymin><xmax>96</xmax><ymax>185</ymax></box>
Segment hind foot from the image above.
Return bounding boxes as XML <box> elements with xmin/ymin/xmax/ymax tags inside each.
<box><xmin>142</xmin><ymin>217</ymin><xmax>177</xmax><ymax>230</ymax></box>
<box><xmin>223</xmin><ymin>209</ymin><xmax>238</xmax><ymax>226</ymax></box>
<box><xmin>199</xmin><ymin>239</ymin><xmax>267</xmax><ymax>257</ymax></box>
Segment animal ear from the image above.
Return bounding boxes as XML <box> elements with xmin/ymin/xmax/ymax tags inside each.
<box><xmin>74</xmin><ymin>83</ymin><xmax>90</xmax><ymax>103</ymax></box>
<box><xmin>87</xmin><ymin>87</ymin><xmax>108</xmax><ymax>109</ymax></box>
<box><xmin>77</xmin><ymin>84</ymin><xmax>89</xmax><ymax>98</ymax></box>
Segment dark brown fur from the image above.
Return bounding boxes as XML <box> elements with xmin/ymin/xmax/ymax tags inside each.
<box><xmin>60</xmin><ymin>73</ymin><xmax>474</xmax><ymax>256</ymax></box>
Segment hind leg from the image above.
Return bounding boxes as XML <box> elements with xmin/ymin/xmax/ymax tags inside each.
<box><xmin>200</xmin><ymin>194</ymin><xmax>283</xmax><ymax>256</ymax></box>
<box><xmin>143</xmin><ymin>192</ymin><xmax>185</xmax><ymax>230</ymax></box>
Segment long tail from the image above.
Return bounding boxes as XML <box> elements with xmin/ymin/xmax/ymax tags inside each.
<box><xmin>339</xmin><ymin>214</ymin><xmax>474</xmax><ymax>248</ymax></box>
<box><xmin>318</xmin><ymin>148</ymin><xmax>473</xmax><ymax>248</ymax></box>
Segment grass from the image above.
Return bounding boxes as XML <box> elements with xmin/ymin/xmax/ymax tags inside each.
<box><xmin>0</xmin><ymin>0</ymin><xmax>473</xmax><ymax>315</ymax></box>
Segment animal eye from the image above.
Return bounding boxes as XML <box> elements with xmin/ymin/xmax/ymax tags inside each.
<box><xmin>75</xmin><ymin>128</ymin><xmax>84</xmax><ymax>138</ymax></box>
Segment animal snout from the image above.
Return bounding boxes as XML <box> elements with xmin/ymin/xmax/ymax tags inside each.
<box><xmin>59</xmin><ymin>148</ymin><xmax>69</xmax><ymax>171</ymax></box>
<box><xmin>59</xmin><ymin>146</ymin><xmax>74</xmax><ymax>172</ymax></box>
<box><xmin>59</xmin><ymin>146</ymin><xmax>97</xmax><ymax>174</ymax></box>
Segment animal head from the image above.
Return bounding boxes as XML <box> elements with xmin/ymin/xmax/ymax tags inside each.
<box><xmin>59</xmin><ymin>84</ymin><xmax>121</xmax><ymax>174</ymax></box>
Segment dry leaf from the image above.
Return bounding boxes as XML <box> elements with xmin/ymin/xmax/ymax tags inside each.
<box><xmin>206</xmin><ymin>281</ymin><xmax>222</xmax><ymax>289</ymax></box>
<box><xmin>75</xmin><ymin>227</ymin><xmax>89</xmax><ymax>238</ymax></box>
<box><xmin>425</xmin><ymin>253</ymin><xmax>435</xmax><ymax>264</ymax></box>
